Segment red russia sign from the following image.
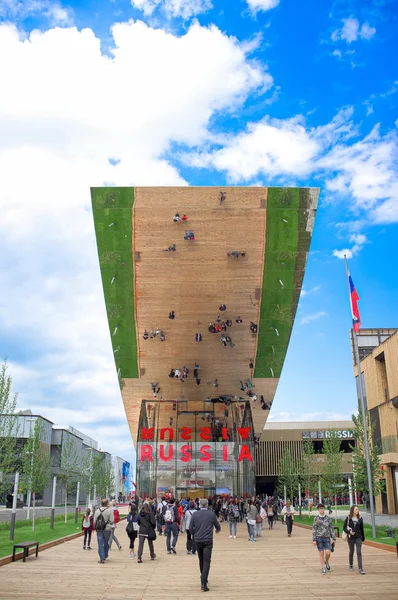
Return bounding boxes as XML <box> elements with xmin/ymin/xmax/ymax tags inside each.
<box><xmin>139</xmin><ymin>426</ymin><xmax>253</xmax><ymax>463</ymax></box>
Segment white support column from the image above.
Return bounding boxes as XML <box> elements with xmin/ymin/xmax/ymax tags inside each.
<box><xmin>318</xmin><ymin>479</ymin><xmax>322</xmax><ymax>504</ymax></box>
<box><xmin>348</xmin><ymin>477</ymin><xmax>353</xmax><ymax>507</ymax></box>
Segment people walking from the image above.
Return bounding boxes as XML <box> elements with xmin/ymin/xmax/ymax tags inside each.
<box><xmin>281</xmin><ymin>500</ymin><xmax>295</xmax><ymax>537</ymax></box>
<box><xmin>185</xmin><ymin>500</ymin><xmax>197</xmax><ymax>554</ymax></box>
<box><xmin>189</xmin><ymin>498</ymin><xmax>221</xmax><ymax>592</ymax></box>
<box><xmin>267</xmin><ymin>502</ymin><xmax>274</xmax><ymax>529</ymax></box>
<box><xmin>94</xmin><ymin>498</ymin><xmax>114</xmax><ymax>563</ymax></box>
<box><xmin>126</xmin><ymin>504</ymin><xmax>139</xmax><ymax>557</ymax></box>
<box><xmin>246</xmin><ymin>499</ymin><xmax>257</xmax><ymax>542</ymax></box>
<box><xmin>137</xmin><ymin>503</ymin><xmax>156</xmax><ymax>563</ymax></box>
<box><xmin>82</xmin><ymin>507</ymin><xmax>94</xmax><ymax>550</ymax></box>
<box><xmin>164</xmin><ymin>497</ymin><xmax>180</xmax><ymax>554</ymax></box>
<box><xmin>343</xmin><ymin>505</ymin><xmax>366</xmax><ymax>574</ymax></box>
<box><xmin>109</xmin><ymin>501</ymin><xmax>122</xmax><ymax>551</ymax></box>
<box><xmin>312</xmin><ymin>503</ymin><xmax>336</xmax><ymax>575</ymax></box>
<box><xmin>256</xmin><ymin>502</ymin><xmax>266</xmax><ymax>537</ymax></box>
<box><xmin>227</xmin><ymin>499</ymin><xmax>239</xmax><ymax>538</ymax></box>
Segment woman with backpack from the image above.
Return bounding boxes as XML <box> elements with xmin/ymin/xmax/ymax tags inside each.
<box><xmin>108</xmin><ymin>501</ymin><xmax>122</xmax><ymax>551</ymax></box>
<box><xmin>343</xmin><ymin>505</ymin><xmax>366</xmax><ymax>574</ymax></box>
<box><xmin>82</xmin><ymin>507</ymin><xmax>94</xmax><ymax>550</ymax></box>
<box><xmin>126</xmin><ymin>504</ymin><xmax>139</xmax><ymax>558</ymax></box>
<box><xmin>227</xmin><ymin>499</ymin><xmax>240</xmax><ymax>538</ymax></box>
<box><xmin>137</xmin><ymin>503</ymin><xmax>156</xmax><ymax>563</ymax></box>
<box><xmin>184</xmin><ymin>500</ymin><xmax>197</xmax><ymax>554</ymax></box>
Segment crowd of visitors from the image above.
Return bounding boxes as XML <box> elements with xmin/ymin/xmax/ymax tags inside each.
<box><xmin>88</xmin><ymin>496</ymin><xmax>368</xmax><ymax>587</ymax></box>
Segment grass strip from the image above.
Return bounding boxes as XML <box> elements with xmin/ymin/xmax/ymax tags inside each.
<box><xmin>293</xmin><ymin>513</ymin><xmax>396</xmax><ymax>547</ymax></box>
<box><xmin>0</xmin><ymin>515</ymin><xmax>82</xmax><ymax>559</ymax></box>
<box><xmin>91</xmin><ymin>187</ymin><xmax>138</xmax><ymax>378</ymax></box>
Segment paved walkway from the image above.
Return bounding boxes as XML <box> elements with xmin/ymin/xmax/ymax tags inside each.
<box><xmin>1</xmin><ymin>521</ymin><xmax>397</xmax><ymax>599</ymax></box>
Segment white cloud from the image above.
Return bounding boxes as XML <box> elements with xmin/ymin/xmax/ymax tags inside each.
<box><xmin>300</xmin><ymin>311</ymin><xmax>326</xmax><ymax>325</ymax></box>
<box><xmin>0</xmin><ymin>0</ymin><xmax>73</xmax><ymax>25</ymax></box>
<box><xmin>187</xmin><ymin>107</ymin><xmax>398</xmax><ymax>224</ymax></box>
<box><xmin>246</xmin><ymin>0</ymin><xmax>280</xmax><ymax>13</ymax></box>
<box><xmin>331</xmin><ymin>17</ymin><xmax>376</xmax><ymax>44</ymax></box>
<box><xmin>187</xmin><ymin>115</ymin><xmax>320</xmax><ymax>181</ymax></box>
<box><xmin>130</xmin><ymin>0</ymin><xmax>213</xmax><ymax>19</ymax></box>
<box><xmin>0</xmin><ymin>20</ymin><xmax>269</xmax><ymax>457</ymax></box>
<box><xmin>333</xmin><ymin>233</ymin><xmax>368</xmax><ymax>260</ymax></box>
<box><xmin>301</xmin><ymin>284</ymin><xmax>322</xmax><ymax>297</ymax></box>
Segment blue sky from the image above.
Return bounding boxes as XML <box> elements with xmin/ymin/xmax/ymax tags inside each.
<box><xmin>0</xmin><ymin>0</ymin><xmax>397</xmax><ymax>470</ymax></box>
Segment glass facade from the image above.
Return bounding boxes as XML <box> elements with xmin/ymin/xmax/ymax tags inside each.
<box><xmin>136</xmin><ymin>399</ymin><xmax>256</xmax><ymax>499</ymax></box>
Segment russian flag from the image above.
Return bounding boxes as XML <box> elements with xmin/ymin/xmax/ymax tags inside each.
<box><xmin>348</xmin><ymin>273</ymin><xmax>361</xmax><ymax>332</ymax></box>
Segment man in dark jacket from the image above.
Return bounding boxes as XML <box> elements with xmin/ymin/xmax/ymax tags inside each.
<box><xmin>189</xmin><ymin>498</ymin><xmax>221</xmax><ymax>592</ymax></box>
<box><xmin>137</xmin><ymin>504</ymin><xmax>156</xmax><ymax>563</ymax></box>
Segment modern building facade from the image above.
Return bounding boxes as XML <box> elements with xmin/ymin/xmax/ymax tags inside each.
<box><xmin>352</xmin><ymin>329</ymin><xmax>398</xmax><ymax>514</ymax></box>
<box><xmin>0</xmin><ymin>410</ymin><xmax>129</xmax><ymax>505</ymax></box>
<box><xmin>256</xmin><ymin>421</ymin><xmax>355</xmax><ymax>497</ymax></box>
<box><xmin>91</xmin><ymin>186</ymin><xmax>319</xmax><ymax>497</ymax></box>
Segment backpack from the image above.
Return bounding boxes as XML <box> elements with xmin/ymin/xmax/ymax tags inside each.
<box><xmin>164</xmin><ymin>505</ymin><xmax>174</xmax><ymax>523</ymax></box>
<box><xmin>126</xmin><ymin>519</ymin><xmax>135</xmax><ymax>535</ymax></box>
<box><xmin>95</xmin><ymin>509</ymin><xmax>107</xmax><ymax>531</ymax></box>
<box><xmin>114</xmin><ymin>509</ymin><xmax>120</xmax><ymax>524</ymax></box>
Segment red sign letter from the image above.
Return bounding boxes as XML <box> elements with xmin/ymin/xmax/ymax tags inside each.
<box><xmin>200</xmin><ymin>427</ymin><xmax>211</xmax><ymax>441</ymax></box>
<box><xmin>223</xmin><ymin>445</ymin><xmax>228</xmax><ymax>461</ymax></box>
<box><xmin>180</xmin><ymin>427</ymin><xmax>192</xmax><ymax>440</ymax></box>
<box><xmin>222</xmin><ymin>427</ymin><xmax>228</xmax><ymax>441</ymax></box>
<box><xmin>199</xmin><ymin>445</ymin><xmax>212</xmax><ymax>462</ymax></box>
<box><xmin>238</xmin><ymin>444</ymin><xmax>253</xmax><ymax>462</ymax></box>
<box><xmin>160</xmin><ymin>428</ymin><xmax>174</xmax><ymax>442</ymax></box>
<box><xmin>140</xmin><ymin>445</ymin><xmax>153</xmax><ymax>462</ymax></box>
<box><xmin>141</xmin><ymin>428</ymin><xmax>154</xmax><ymax>440</ymax></box>
<box><xmin>237</xmin><ymin>427</ymin><xmax>250</xmax><ymax>441</ymax></box>
<box><xmin>159</xmin><ymin>445</ymin><xmax>174</xmax><ymax>462</ymax></box>
<box><xmin>180</xmin><ymin>445</ymin><xmax>192</xmax><ymax>462</ymax></box>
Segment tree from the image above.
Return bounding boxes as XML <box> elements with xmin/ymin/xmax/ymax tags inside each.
<box><xmin>299</xmin><ymin>439</ymin><xmax>317</xmax><ymax>505</ymax></box>
<box><xmin>21</xmin><ymin>420</ymin><xmax>52</xmax><ymax>530</ymax></box>
<box><xmin>350</xmin><ymin>411</ymin><xmax>385</xmax><ymax>499</ymax></box>
<box><xmin>0</xmin><ymin>361</ymin><xmax>20</xmax><ymax>499</ymax></box>
<box><xmin>321</xmin><ymin>431</ymin><xmax>345</xmax><ymax>523</ymax></box>
<box><xmin>58</xmin><ymin>431</ymin><xmax>81</xmax><ymax>523</ymax></box>
<box><xmin>91</xmin><ymin>452</ymin><xmax>115</xmax><ymax>499</ymax></box>
<box><xmin>277</xmin><ymin>446</ymin><xmax>299</xmax><ymax>501</ymax></box>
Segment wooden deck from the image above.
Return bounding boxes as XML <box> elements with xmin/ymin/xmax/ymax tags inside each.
<box><xmin>2</xmin><ymin>520</ymin><xmax>397</xmax><ymax>599</ymax></box>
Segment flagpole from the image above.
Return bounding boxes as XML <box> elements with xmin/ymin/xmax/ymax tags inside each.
<box><xmin>344</xmin><ymin>256</ymin><xmax>377</xmax><ymax>538</ymax></box>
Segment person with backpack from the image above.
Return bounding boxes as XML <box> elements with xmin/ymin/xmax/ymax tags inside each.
<box><xmin>184</xmin><ymin>500</ymin><xmax>197</xmax><ymax>554</ymax></box>
<box><xmin>227</xmin><ymin>499</ymin><xmax>240</xmax><ymax>538</ymax></box>
<box><xmin>156</xmin><ymin>496</ymin><xmax>167</xmax><ymax>535</ymax></box>
<box><xmin>126</xmin><ymin>504</ymin><xmax>139</xmax><ymax>558</ymax></box>
<box><xmin>164</xmin><ymin>497</ymin><xmax>179</xmax><ymax>554</ymax></box>
<box><xmin>108</xmin><ymin>501</ymin><xmax>122</xmax><ymax>551</ymax></box>
<box><xmin>81</xmin><ymin>507</ymin><xmax>94</xmax><ymax>550</ymax></box>
<box><xmin>343</xmin><ymin>505</ymin><xmax>366</xmax><ymax>574</ymax></box>
<box><xmin>137</xmin><ymin>503</ymin><xmax>156</xmax><ymax>563</ymax></box>
<box><xmin>94</xmin><ymin>498</ymin><xmax>114</xmax><ymax>563</ymax></box>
